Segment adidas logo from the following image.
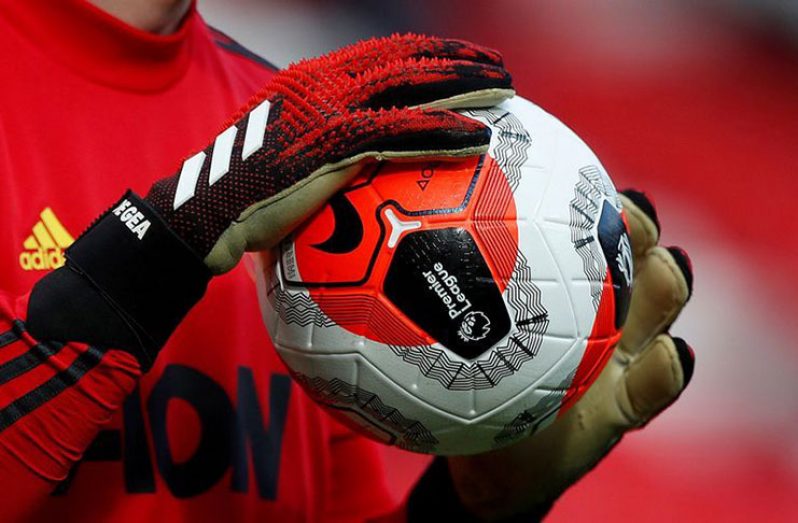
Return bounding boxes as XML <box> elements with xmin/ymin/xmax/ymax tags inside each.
<box><xmin>19</xmin><ymin>208</ymin><xmax>74</xmax><ymax>271</ymax></box>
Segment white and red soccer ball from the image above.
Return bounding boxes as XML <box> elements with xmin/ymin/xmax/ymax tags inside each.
<box><xmin>255</xmin><ymin>96</ymin><xmax>632</xmax><ymax>455</ymax></box>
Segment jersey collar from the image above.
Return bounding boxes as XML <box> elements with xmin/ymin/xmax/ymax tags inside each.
<box><xmin>0</xmin><ymin>0</ymin><xmax>197</xmax><ymax>92</ymax></box>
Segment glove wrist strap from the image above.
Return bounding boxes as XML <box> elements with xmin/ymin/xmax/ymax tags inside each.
<box><xmin>28</xmin><ymin>191</ymin><xmax>211</xmax><ymax>369</ymax></box>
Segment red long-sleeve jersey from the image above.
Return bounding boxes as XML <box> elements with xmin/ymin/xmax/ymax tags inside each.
<box><xmin>0</xmin><ymin>1</ymin><xmax>400</xmax><ymax>521</ymax></box>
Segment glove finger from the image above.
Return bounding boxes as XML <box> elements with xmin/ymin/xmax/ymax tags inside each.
<box><xmin>619</xmin><ymin>190</ymin><xmax>660</xmax><ymax>265</ymax></box>
<box><xmin>618</xmin><ymin>335</ymin><xmax>694</xmax><ymax>428</ymax></box>
<box><xmin>617</xmin><ymin>246</ymin><xmax>692</xmax><ymax>357</ymax></box>
<box><xmin>276</xmin><ymin>107</ymin><xmax>491</xmax><ymax>179</ymax></box>
<box><xmin>356</xmin><ymin>57</ymin><xmax>513</xmax><ymax>111</ymax></box>
<box><xmin>359</xmin><ymin>107</ymin><xmax>493</xmax><ymax>157</ymax></box>
<box><xmin>307</xmin><ymin>34</ymin><xmax>505</xmax><ymax>79</ymax></box>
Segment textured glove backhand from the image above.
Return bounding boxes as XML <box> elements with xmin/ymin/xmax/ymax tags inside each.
<box><xmin>146</xmin><ymin>33</ymin><xmax>514</xmax><ymax>273</ymax></box>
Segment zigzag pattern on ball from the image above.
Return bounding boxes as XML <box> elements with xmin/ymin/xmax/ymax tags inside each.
<box><xmin>267</xmin><ymin>273</ymin><xmax>336</xmax><ymax>328</ymax></box>
<box><xmin>463</xmin><ymin>106</ymin><xmax>530</xmax><ymax>191</ymax></box>
<box><xmin>467</xmin><ymin>105</ymin><xmax>548</xmax><ymax>339</ymax></box>
<box><xmin>269</xmin><ymin>274</ymin><xmax>427</xmax><ymax>345</ymax></box>
<box><xmin>313</xmin><ymin>294</ymin><xmax>427</xmax><ymax>346</ymax></box>
<box><xmin>389</xmin><ymin>316</ymin><xmax>544</xmax><ymax>391</ymax></box>
<box><xmin>473</xmin><ymin>160</ymin><xmax>517</xmax><ymax>286</ymax></box>
<box><xmin>569</xmin><ymin>166</ymin><xmax>608</xmax><ymax>311</ymax></box>
<box><xmin>502</xmin><ymin>249</ymin><xmax>549</xmax><ymax>342</ymax></box>
<box><xmin>292</xmin><ymin>372</ymin><xmax>439</xmax><ymax>453</ymax></box>
<box><xmin>476</xmin><ymin>107</ymin><xmax>550</xmax><ymax>386</ymax></box>
<box><xmin>493</xmin><ymin>381</ymin><xmax>568</xmax><ymax>448</ymax></box>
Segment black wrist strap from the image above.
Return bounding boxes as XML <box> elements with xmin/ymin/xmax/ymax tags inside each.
<box><xmin>27</xmin><ymin>191</ymin><xmax>211</xmax><ymax>370</ymax></box>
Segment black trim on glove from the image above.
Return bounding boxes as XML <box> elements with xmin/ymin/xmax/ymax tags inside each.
<box><xmin>27</xmin><ymin>191</ymin><xmax>211</xmax><ymax>370</ymax></box>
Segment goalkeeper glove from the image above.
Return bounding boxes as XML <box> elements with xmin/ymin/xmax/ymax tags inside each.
<box><xmin>26</xmin><ymin>34</ymin><xmax>515</xmax><ymax>369</ymax></box>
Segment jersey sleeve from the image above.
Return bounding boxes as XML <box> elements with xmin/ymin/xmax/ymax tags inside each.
<box><xmin>0</xmin><ymin>290</ymin><xmax>141</xmax><ymax>521</ymax></box>
<box><xmin>0</xmin><ymin>183</ymin><xmax>213</xmax><ymax>520</ymax></box>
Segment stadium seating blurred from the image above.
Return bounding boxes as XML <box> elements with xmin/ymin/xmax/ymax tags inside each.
<box><xmin>202</xmin><ymin>0</ymin><xmax>798</xmax><ymax>519</ymax></box>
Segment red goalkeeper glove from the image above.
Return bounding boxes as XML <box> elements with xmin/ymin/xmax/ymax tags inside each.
<box><xmin>26</xmin><ymin>34</ymin><xmax>514</xmax><ymax>369</ymax></box>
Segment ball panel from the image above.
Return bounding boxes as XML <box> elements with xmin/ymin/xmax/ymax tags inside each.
<box><xmin>471</xmin><ymin>158</ymin><xmax>519</xmax><ymax>289</ymax></box>
<box><xmin>559</xmin><ymin>282</ymin><xmax>623</xmax><ymax>414</ymax></box>
<box><xmin>534</xmin><ymin>221</ymin><xmax>597</xmax><ymax>339</ymax></box>
<box><xmin>367</xmin><ymin>156</ymin><xmax>482</xmax><ymax>216</ymax></box>
<box><xmin>384</xmin><ymin>227</ymin><xmax>511</xmax><ymax>359</ymax></box>
<box><xmin>285</xmin><ymin>175</ymin><xmax>384</xmax><ymax>287</ymax></box>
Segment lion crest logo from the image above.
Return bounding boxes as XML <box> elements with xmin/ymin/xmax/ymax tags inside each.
<box><xmin>458</xmin><ymin>311</ymin><xmax>491</xmax><ymax>342</ymax></box>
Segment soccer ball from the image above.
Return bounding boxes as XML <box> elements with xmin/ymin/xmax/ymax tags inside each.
<box><xmin>254</xmin><ymin>96</ymin><xmax>633</xmax><ymax>455</ymax></box>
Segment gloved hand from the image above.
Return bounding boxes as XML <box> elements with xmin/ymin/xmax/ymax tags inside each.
<box><xmin>26</xmin><ymin>34</ymin><xmax>514</xmax><ymax>369</ymax></box>
<box><xmin>147</xmin><ymin>33</ymin><xmax>513</xmax><ymax>274</ymax></box>
<box><xmin>440</xmin><ymin>189</ymin><xmax>694</xmax><ymax>520</ymax></box>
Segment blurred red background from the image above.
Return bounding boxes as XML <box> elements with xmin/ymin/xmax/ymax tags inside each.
<box><xmin>203</xmin><ymin>1</ymin><xmax>798</xmax><ymax>520</ymax></box>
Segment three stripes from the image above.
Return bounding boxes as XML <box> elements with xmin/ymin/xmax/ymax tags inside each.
<box><xmin>173</xmin><ymin>100</ymin><xmax>271</xmax><ymax>210</ymax></box>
